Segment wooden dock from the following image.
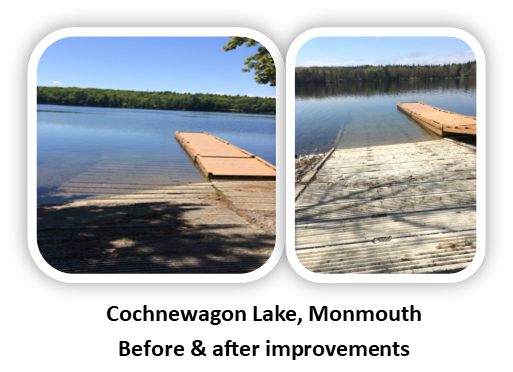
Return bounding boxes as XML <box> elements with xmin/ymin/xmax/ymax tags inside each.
<box><xmin>398</xmin><ymin>102</ymin><xmax>476</xmax><ymax>136</ymax></box>
<box><xmin>175</xmin><ymin>132</ymin><xmax>276</xmax><ymax>180</ymax></box>
<box><xmin>295</xmin><ymin>138</ymin><xmax>477</xmax><ymax>274</ymax></box>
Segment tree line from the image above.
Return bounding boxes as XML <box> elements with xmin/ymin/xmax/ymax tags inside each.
<box><xmin>37</xmin><ymin>86</ymin><xmax>276</xmax><ymax>114</ymax></box>
<box><xmin>296</xmin><ymin>77</ymin><xmax>475</xmax><ymax>99</ymax></box>
<box><xmin>295</xmin><ymin>61</ymin><xmax>476</xmax><ymax>84</ymax></box>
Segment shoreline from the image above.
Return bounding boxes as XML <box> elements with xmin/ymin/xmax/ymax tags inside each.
<box><xmin>37</xmin><ymin>103</ymin><xmax>276</xmax><ymax>116</ymax></box>
<box><xmin>295</xmin><ymin>152</ymin><xmax>328</xmax><ymax>183</ymax></box>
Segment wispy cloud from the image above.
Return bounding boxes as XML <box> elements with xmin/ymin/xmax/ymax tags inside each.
<box><xmin>297</xmin><ymin>58</ymin><xmax>374</xmax><ymax>67</ymax></box>
<box><xmin>296</xmin><ymin>57</ymin><xmax>340</xmax><ymax>67</ymax></box>
<box><xmin>247</xmin><ymin>94</ymin><xmax>275</xmax><ymax>98</ymax></box>
<box><xmin>53</xmin><ymin>81</ymin><xmax>61</xmax><ymax>84</ymax></box>
<box><xmin>297</xmin><ymin>50</ymin><xmax>476</xmax><ymax>67</ymax></box>
<box><xmin>394</xmin><ymin>50</ymin><xmax>476</xmax><ymax>65</ymax></box>
<box><xmin>337</xmin><ymin>60</ymin><xmax>374</xmax><ymax>67</ymax></box>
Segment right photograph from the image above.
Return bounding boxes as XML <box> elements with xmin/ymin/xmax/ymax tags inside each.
<box><xmin>294</xmin><ymin>36</ymin><xmax>478</xmax><ymax>275</ymax></box>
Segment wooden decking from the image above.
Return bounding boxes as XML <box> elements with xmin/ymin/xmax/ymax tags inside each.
<box><xmin>398</xmin><ymin>102</ymin><xmax>476</xmax><ymax>136</ymax></box>
<box><xmin>295</xmin><ymin>138</ymin><xmax>477</xmax><ymax>274</ymax></box>
<box><xmin>175</xmin><ymin>132</ymin><xmax>276</xmax><ymax>180</ymax></box>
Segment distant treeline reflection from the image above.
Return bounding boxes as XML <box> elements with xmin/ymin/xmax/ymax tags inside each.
<box><xmin>295</xmin><ymin>78</ymin><xmax>476</xmax><ymax>99</ymax></box>
<box><xmin>37</xmin><ymin>86</ymin><xmax>276</xmax><ymax>114</ymax></box>
<box><xmin>295</xmin><ymin>61</ymin><xmax>476</xmax><ymax>84</ymax></box>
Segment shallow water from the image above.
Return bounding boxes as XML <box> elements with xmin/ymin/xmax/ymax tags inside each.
<box><xmin>37</xmin><ymin>105</ymin><xmax>275</xmax><ymax>204</ymax></box>
<box><xmin>295</xmin><ymin>78</ymin><xmax>476</xmax><ymax>155</ymax></box>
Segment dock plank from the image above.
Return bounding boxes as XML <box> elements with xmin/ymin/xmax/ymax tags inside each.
<box><xmin>175</xmin><ymin>132</ymin><xmax>276</xmax><ymax>180</ymax></box>
<box><xmin>398</xmin><ymin>102</ymin><xmax>476</xmax><ymax>136</ymax></box>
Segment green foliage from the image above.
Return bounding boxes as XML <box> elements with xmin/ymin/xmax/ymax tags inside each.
<box><xmin>223</xmin><ymin>37</ymin><xmax>276</xmax><ymax>87</ymax></box>
<box><xmin>295</xmin><ymin>61</ymin><xmax>476</xmax><ymax>84</ymax></box>
<box><xmin>214</xmin><ymin>189</ymin><xmax>227</xmax><ymax>198</ymax></box>
<box><xmin>36</xmin><ymin>86</ymin><xmax>276</xmax><ymax>114</ymax></box>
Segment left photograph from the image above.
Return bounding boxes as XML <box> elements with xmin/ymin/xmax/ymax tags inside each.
<box><xmin>34</xmin><ymin>35</ymin><xmax>278</xmax><ymax>274</ymax></box>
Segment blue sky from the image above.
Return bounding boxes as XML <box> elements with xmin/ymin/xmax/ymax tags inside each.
<box><xmin>37</xmin><ymin>37</ymin><xmax>276</xmax><ymax>97</ymax></box>
<box><xmin>296</xmin><ymin>37</ymin><xmax>475</xmax><ymax>67</ymax></box>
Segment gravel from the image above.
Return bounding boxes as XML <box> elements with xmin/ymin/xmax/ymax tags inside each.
<box><xmin>295</xmin><ymin>152</ymin><xmax>327</xmax><ymax>182</ymax></box>
<box><xmin>209</xmin><ymin>188</ymin><xmax>276</xmax><ymax>236</ymax></box>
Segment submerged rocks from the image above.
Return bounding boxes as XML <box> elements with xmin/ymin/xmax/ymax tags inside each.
<box><xmin>295</xmin><ymin>153</ymin><xmax>326</xmax><ymax>182</ymax></box>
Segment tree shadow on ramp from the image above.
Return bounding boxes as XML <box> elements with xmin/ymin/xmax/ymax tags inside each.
<box><xmin>37</xmin><ymin>202</ymin><xmax>274</xmax><ymax>274</ymax></box>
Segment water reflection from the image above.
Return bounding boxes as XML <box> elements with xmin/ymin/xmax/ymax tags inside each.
<box><xmin>401</xmin><ymin>112</ymin><xmax>443</xmax><ymax>141</ymax></box>
<box><xmin>296</xmin><ymin>78</ymin><xmax>477</xmax><ymax>99</ymax></box>
<box><xmin>38</xmin><ymin>105</ymin><xmax>276</xmax><ymax>204</ymax></box>
<box><xmin>295</xmin><ymin>79</ymin><xmax>476</xmax><ymax>154</ymax></box>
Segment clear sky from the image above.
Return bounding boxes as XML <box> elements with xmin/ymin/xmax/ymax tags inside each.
<box><xmin>37</xmin><ymin>37</ymin><xmax>276</xmax><ymax>97</ymax></box>
<box><xmin>296</xmin><ymin>37</ymin><xmax>475</xmax><ymax>67</ymax></box>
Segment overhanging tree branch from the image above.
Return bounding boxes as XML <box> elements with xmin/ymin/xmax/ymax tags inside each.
<box><xmin>223</xmin><ymin>37</ymin><xmax>276</xmax><ymax>87</ymax></box>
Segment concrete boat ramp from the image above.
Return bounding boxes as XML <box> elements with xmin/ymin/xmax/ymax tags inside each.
<box><xmin>37</xmin><ymin>130</ymin><xmax>277</xmax><ymax>274</ymax></box>
<box><xmin>295</xmin><ymin>137</ymin><xmax>477</xmax><ymax>274</ymax></box>
<box><xmin>37</xmin><ymin>180</ymin><xmax>276</xmax><ymax>274</ymax></box>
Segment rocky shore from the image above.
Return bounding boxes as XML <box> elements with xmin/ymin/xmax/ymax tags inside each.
<box><xmin>295</xmin><ymin>152</ymin><xmax>327</xmax><ymax>183</ymax></box>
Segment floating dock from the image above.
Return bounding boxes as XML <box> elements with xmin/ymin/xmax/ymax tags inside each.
<box><xmin>175</xmin><ymin>132</ymin><xmax>276</xmax><ymax>180</ymax></box>
<box><xmin>398</xmin><ymin>102</ymin><xmax>476</xmax><ymax>136</ymax></box>
<box><xmin>295</xmin><ymin>137</ymin><xmax>477</xmax><ymax>274</ymax></box>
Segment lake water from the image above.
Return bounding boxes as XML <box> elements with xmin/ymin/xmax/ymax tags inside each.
<box><xmin>295</xmin><ymin>78</ymin><xmax>476</xmax><ymax>155</ymax></box>
<box><xmin>38</xmin><ymin>105</ymin><xmax>276</xmax><ymax>204</ymax></box>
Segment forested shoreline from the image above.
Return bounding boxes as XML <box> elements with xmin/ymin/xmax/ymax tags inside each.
<box><xmin>295</xmin><ymin>61</ymin><xmax>476</xmax><ymax>84</ymax></box>
<box><xmin>37</xmin><ymin>86</ymin><xmax>276</xmax><ymax>114</ymax></box>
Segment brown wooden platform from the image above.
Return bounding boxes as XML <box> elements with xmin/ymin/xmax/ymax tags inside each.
<box><xmin>175</xmin><ymin>132</ymin><xmax>276</xmax><ymax>180</ymax></box>
<box><xmin>398</xmin><ymin>102</ymin><xmax>476</xmax><ymax>136</ymax></box>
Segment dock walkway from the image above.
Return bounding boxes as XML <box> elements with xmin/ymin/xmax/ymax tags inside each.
<box><xmin>398</xmin><ymin>102</ymin><xmax>476</xmax><ymax>136</ymax></box>
<box><xmin>295</xmin><ymin>138</ymin><xmax>477</xmax><ymax>274</ymax></box>
<box><xmin>175</xmin><ymin>132</ymin><xmax>276</xmax><ymax>180</ymax></box>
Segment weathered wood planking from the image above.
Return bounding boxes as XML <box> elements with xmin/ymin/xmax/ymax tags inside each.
<box><xmin>175</xmin><ymin>132</ymin><xmax>276</xmax><ymax>180</ymax></box>
<box><xmin>297</xmin><ymin>231</ymin><xmax>476</xmax><ymax>274</ymax></box>
<box><xmin>398</xmin><ymin>102</ymin><xmax>476</xmax><ymax>136</ymax></box>
<box><xmin>295</xmin><ymin>138</ymin><xmax>477</xmax><ymax>274</ymax></box>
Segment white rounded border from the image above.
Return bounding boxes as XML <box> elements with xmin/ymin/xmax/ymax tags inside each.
<box><xmin>28</xmin><ymin>27</ymin><xmax>285</xmax><ymax>283</ymax></box>
<box><xmin>286</xmin><ymin>27</ymin><xmax>486</xmax><ymax>283</ymax></box>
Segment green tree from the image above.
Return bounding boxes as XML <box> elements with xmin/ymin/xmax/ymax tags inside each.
<box><xmin>223</xmin><ymin>37</ymin><xmax>276</xmax><ymax>86</ymax></box>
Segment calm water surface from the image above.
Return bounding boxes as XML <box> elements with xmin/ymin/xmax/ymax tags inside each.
<box><xmin>295</xmin><ymin>78</ymin><xmax>476</xmax><ymax>155</ymax></box>
<box><xmin>38</xmin><ymin>105</ymin><xmax>275</xmax><ymax>204</ymax></box>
